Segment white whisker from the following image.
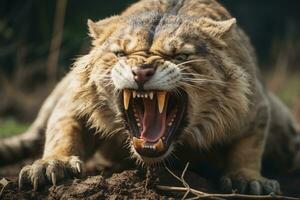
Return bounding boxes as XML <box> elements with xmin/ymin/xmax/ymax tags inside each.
<box><xmin>176</xmin><ymin>59</ymin><xmax>206</xmax><ymax>67</ymax></box>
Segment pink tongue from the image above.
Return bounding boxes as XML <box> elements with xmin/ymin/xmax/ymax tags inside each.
<box><xmin>141</xmin><ymin>98</ymin><xmax>167</xmax><ymax>142</ymax></box>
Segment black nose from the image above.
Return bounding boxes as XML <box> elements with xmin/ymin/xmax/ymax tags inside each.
<box><xmin>132</xmin><ymin>66</ymin><xmax>155</xmax><ymax>88</ymax></box>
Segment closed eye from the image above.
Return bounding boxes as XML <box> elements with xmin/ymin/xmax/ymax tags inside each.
<box><xmin>173</xmin><ymin>54</ymin><xmax>189</xmax><ymax>62</ymax></box>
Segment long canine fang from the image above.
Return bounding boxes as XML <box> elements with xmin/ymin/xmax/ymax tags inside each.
<box><xmin>123</xmin><ymin>89</ymin><xmax>131</xmax><ymax>110</ymax></box>
<box><xmin>157</xmin><ymin>91</ymin><xmax>167</xmax><ymax>113</ymax></box>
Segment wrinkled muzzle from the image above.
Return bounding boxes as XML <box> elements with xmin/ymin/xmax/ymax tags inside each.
<box><xmin>111</xmin><ymin>60</ymin><xmax>188</xmax><ymax>159</ymax></box>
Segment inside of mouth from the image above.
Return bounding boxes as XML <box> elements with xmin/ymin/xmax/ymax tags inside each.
<box><xmin>128</xmin><ymin>92</ymin><xmax>178</xmax><ymax>143</ymax></box>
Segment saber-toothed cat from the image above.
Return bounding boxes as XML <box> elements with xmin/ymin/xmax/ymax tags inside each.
<box><xmin>1</xmin><ymin>0</ymin><xmax>300</xmax><ymax>195</ymax></box>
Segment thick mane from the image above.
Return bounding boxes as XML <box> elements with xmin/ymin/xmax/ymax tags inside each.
<box><xmin>181</xmin><ymin>54</ymin><xmax>252</xmax><ymax>149</ymax></box>
<box><xmin>71</xmin><ymin>51</ymin><xmax>126</xmax><ymax>137</ymax></box>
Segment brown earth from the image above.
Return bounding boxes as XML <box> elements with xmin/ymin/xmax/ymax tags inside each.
<box><xmin>0</xmin><ymin>159</ymin><xmax>213</xmax><ymax>200</ymax></box>
<box><xmin>0</xmin><ymin>159</ymin><xmax>300</xmax><ymax>200</ymax></box>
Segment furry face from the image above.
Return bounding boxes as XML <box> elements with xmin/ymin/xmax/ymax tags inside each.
<box><xmin>75</xmin><ymin>12</ymin><xmax>251</xmax><ymax>164</ymax></box>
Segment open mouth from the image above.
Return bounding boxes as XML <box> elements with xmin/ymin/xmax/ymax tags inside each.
<box><xmin>120</xmin><ymin>89</ymin><xmax>187</xmax><ymax>158</ymax></box>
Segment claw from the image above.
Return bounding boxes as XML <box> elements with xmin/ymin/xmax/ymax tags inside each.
<box><xmin>220</xmin><ymin>176</ymin><xmax>232</xmax><ymax>193</ymax></box>
<box><xmin>249</xmin><ymin>181</ymin><xmax>262</xmax><ymax>195</ymax></box>
<box><xmin>76</xmin><ymin>162</ymin><xmax>81</xmax><ymax>174</ymax></box>
<box><xmin>238</xmin><ymin>180</ymin><xmax>247</xmax><ymax>194</ymax></box>
<box><xmin>51</xmin><ymin>172</ymin><xmax>57</xmax><ymax>186</ymax></box>
<box><xmin>18</xmin><ymin>167</ymin><xmax>28</xmax><ymax>190</ymax></box>
<box><xmin>18</xmin><ymin>174</ymin><xmax>23</xmax><ymax>190</ymax></box>
<box><xmin>33</xmin><ymin>177</ymin><xmax>38</xmax><ymax>191</ymax></box>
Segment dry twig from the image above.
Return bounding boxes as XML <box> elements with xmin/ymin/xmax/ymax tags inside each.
<box><xmin>46</xmin><ymin>0</ymin><xmax>68</xmax><ymax>86</ymax></box>
<box><xmin>0</xmin><ymin>178</ymin><xmax>9</xmax><ymax>199</ymax></box>
<box><xmin>158</xmin><ymin>162</ymin><xmax>300</xmax><ymax>200</ymax></box>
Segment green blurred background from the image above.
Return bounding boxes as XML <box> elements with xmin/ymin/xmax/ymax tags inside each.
<box><xmin>0</xmin><ymin>0</ymin><xmax>300</xmax><ymax>136</ymax></box>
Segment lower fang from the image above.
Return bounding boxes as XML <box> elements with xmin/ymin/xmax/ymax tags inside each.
<box><xmin>137</xmin><ymin>123</ymin><xmax>141</xmax><ymax>127</ymax></box>
<box><xmin>155</xmin><ymin>139</ymin><xmax>164</xmax><ymax>152</ymax></box>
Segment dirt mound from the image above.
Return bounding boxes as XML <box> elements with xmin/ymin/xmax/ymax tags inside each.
<box><xmin>1</xmin><ymin>161</ymin><xmax>300</xmax><ymax>200</ymax></box>
<box><xmin>1</xmin><ymin>170</ymin><xmax>165</xmax><ymax>200</ymax></box>
<box><xmin>0</xmin><ymin>160</ymin><xmax>217</xmax><ymax>200</ymax></box>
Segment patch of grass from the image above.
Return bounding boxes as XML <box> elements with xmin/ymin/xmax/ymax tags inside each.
<box><xmin>0</xmin><ymin>118</ymin><xmax>29</xmax><ymax>138</ymax></box>
<box><xmin>267</xmin><ymin>72</ymin><xmax>300</xmax><ymax>106</ymax></box>
<box><xmin>276</xmin><ymin>75</ymin><xmax>300</xmax><ymax>105</ymax></box>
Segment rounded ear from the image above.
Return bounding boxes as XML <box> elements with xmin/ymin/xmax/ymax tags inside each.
<box><xmin>198</xmin><ymin>18</ymin><xmax>236</xmax><ymax>38</ymax></box>
<box><xmin>87</xmin><ymin>15</ymin><xmax>120</xmax><ymax>46</ymax></box>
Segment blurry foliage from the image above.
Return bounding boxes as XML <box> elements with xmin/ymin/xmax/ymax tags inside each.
<box><xmin>268</xmin><ymin>73</ymin><xmax>300</xmax><ymax>106</ymax></box>
<box><xmin>0</xmin><ymin>0</ymin><xmax>299</xmax><ymax>75</ymax></box>
<box><xmin>222</xmin><ymin>0</ymin><xmax>300</xmax><ymax>68</ymax></box>
<box><xmin>0</xmin><ymin>118</ymin><xmax>29</xmax><ymax>138</ymax></box>
<box><xmin>278</xmin><ymin>76</ymin><xmax>300</xmax><ymax>105</ymax></box>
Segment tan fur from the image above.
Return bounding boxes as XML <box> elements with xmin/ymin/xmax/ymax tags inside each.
<box><xmin>2</xmin><ymin>0</ymin><xmax>299</xmax><ymax>194</ymax></box>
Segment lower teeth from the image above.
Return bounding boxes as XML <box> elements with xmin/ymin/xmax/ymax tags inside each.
<box><xmin>144</xmin><ymin>145</ymin><xmax>156</xmax><ymax>150</ymax></box>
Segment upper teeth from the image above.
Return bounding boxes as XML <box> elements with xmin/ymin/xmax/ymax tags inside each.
<box><xmin>133</xmin><ymin>91</ymin><xmax>154</xmax><ymax>99</ymax></box>
<box><xmin>123</xmin><ymin>90</ymin><xmax>167</xmax><ymax>113</ymax></box>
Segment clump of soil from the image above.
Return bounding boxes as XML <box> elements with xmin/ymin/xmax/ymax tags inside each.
<box><xmin>1</xmin><ymin>170</ymin><xmax>165</xmax><ymax>200</ymax></box>
<box><xmin>0</xmin><ymin>159</ymin><xmax>215</xmax><ymax>200</ymax></box>
<box><xmin>48</xmin><ymin>170</ymin><xmax>164</xmax><ymax>200</ymax></box>
<box><xmin>1</xmin><ymin>160</ymin><xmax>300</xmax><ymax>200</ymax></box>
